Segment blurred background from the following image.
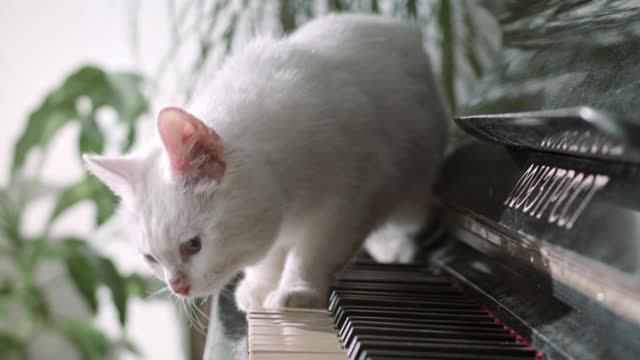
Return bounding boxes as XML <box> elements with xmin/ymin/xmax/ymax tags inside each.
<box><xmin>0</xmin><ymin>0</ymin><xmax>500</xmax><ymax>359</ymax></box>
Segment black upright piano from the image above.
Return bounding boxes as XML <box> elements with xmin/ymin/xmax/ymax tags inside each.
<box><xmin>204</xmin><ymin>1</ymin><xmax>640</xmax><ymax>359</ymax></box>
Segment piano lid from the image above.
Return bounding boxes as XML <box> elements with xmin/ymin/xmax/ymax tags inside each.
<box><xmin>456</xmin><ymin>0</ymin><xmax>640</xmax><ymax>162</ymax></box>
<box><xmin>456</xmin><ymin>107</ymin><xmax>640</xmax><ymax>163</ymax></box>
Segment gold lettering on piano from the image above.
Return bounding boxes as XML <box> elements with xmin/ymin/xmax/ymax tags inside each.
<box><xmin>540</xmin><ymin>130</ymin><xmax>624</xmax><ymax>156</ymax></box>
<box><xmin>504</xmin><ymin>164</ymin><xmax>609</xmax><ymax>229</ymax></box>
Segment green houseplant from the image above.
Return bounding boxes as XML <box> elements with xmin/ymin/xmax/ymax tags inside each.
<box><xmin>0</xmin><ymin>66</ymin><xmax>149</xmax><ymax>359</ymax></box>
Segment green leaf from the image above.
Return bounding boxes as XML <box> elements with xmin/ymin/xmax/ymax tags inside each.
<box><xmin>125</xmin><ymin>274</ymin><xmax>148</xmax><ymax>298</ymax></box>
<box><xmin>0</xmin><ymin>282</ymin><xmax>15</xmax><ymax>320</ymax></box>
<box><xmin>437</xmin><ymin>0</ymin><xmax>457</xmax><ymax>113</ymax></box>
<box><xmin>125</xmin><ymin>125</ymin><xmax>137</xmax><ymax>153</ymax></box>
<box><xmin>406</xmin><ymin>0</ymin><xmax>417</xmax><ymax>18</ymax></box>
<box><xmin>371</xmin><ymin>0</ymin><xmax>379</xmax><ymax>13</ymax></box>
<box><xmin>11</xmin><ymin>65</ymin><xmax>147</xmax><ymax>175</ymax></box>
<box><xmin>65</xmin><ymin>254</ymin><xmax>99</xmax><ymax>313</ymax></box>
<box><xmin>463</xmin><ymin>2</ymin><xmax>483</xmax><ymax>78</ymax></box>
<box><xmin>92</xmin><ymin>180</ymin><xmax>117</xmax><ymax>226</ymax></box>
<box><xmin>56</xmin><ymin>319</ymin><xmax>110</xmax><ymax>360</ymax></box>
<box><xmin>0</xmin><ymin>331</ymin><xmax>25</xmax><ymax>360</ymax></box>
<box><xmin>41</xmin><ymin>236</ymin><xmax>88</xmax><ymax>259</ymax></box>
<box><xmin>50</xmin><ymin>176</ymin><xmax>117</xmax><ymax>226</ymax></box>
<box><xmin>279</xmin><ymin>0</ymin><xmax>296</xmax><ymax>33</ymax></box>
<box><xmin>0</xmin><ymin>189</ymin><xmax>20</xmax><ymax>246</ymax></box>
<box><xmin>79</xmin><ymin>115</ymin><xmax>105</xmax><ymax>155</ymax></box>
<box><xmin>97</xmin><ymin>257</ymin><xmax>128</xmax><ymax>326</ymax></box>
<box><xmin>50</xmin><ymin>179</ymin><xmax>93</xmax><ymax>223</ymax></box>
<box><xmin>24</xmin><ymin>286</ymin><xmax>50</xmax><ymax>322</ymax></box>
<box><xmin>105</xmin><ymin>72</ymin><xmax>148</xmax><ymax>124</ymax></box>
<box><xmin>12</xmin><ymin>106</ymin><xmax>75</xmax><ymax>175</ymax></box>
<box><xmin>328</xmin><ymin>0</ymin><xmax>344</xmax><ymax>11</ymax></box>
<box><xmin>103</xmin><ymin>72</ymin><xmax>148</xmax><ymax>151</ymax></box>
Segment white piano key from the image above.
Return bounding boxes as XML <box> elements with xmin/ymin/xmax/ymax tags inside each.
<box><xmin>249</xmin><ymin>325</ymin><xmax>338</xmax><ymax>336</ymax></box>
<box><xmin>249</xmin><ymin>353</ymin><xmax>348</xmax><ymax>360</ymax></box>
<box><xmin>248</xmin><ymin>308</ymin><xmax>346</xmax><ymax>358</ymax></box>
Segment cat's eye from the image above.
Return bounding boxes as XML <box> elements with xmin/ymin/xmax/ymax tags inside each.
<box><xmin>180</xmin><ymin>236</ymin><xmax>202</xmax><ymax>256</ymax></box>
<box><xmin>143</xmin><ymin>254</ymin><xmax>157</xmax><ymax>264</ymax></box>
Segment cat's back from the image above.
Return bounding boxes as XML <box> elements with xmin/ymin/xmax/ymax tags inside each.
<box><xmin>287</xmin><ymin>13</ymin><xmax>448</xmax><ymax>159</ymax></box>
<box><xmin>288</xmin><ymin>13</ymin><xmax>423</xmax><ymax>60</ymax></box>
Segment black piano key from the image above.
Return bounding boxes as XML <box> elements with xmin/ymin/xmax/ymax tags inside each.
<box><xmin>329</xmin><ymin>294</ymin><xmax>479</xmax><ymax>314</ymax></box>
<box><xmin>331</xmin><ymin>289</ymin><xmax>476</xmax><ymax>302</ymax></box>
<box><xmin>350</xmin><ymin>340</ymin><xmax>538</xmax><ymax>360</ymax></box>
<box><xmin>342</xmin><ymin>326</ymin><xmax>516</xmax><ymax>348</ymax></box>
<box><xmin>334</xmin><ymin>307</ymin><xmax>495</xmax><ymax>329</ymax></box>
<box><xmin>334</xmin><ymin>306</ymin><xmax>494</xmax><ymax>329</ymax></box>
<box><xmin>331</xmin><ymin>283</ymin><xmax>464</xmax><ymax>295</ymax></box>
<box><xmin>337</xmin><ymin>271</ymin><xmax>451</xmax><ymax>284</ymax></box>
<box><xmin>330</xmin><ymin>295</ymin><xmax>480</xmax><ymax>312</ymax></box>
<box><xmin>347</xmin><ymin>335</ymin><xmax>527</xmax><ymax>359</ymax></box>
<box><xmin>329</xmin><ymin>292</ymin><xmax>474</xmax><ymax>313</ymax></box>
<box><xmin>358</xmin><ymin>349</ymin><xmax>538</xmax><ymax>360</ymax></box>
<box><xmin>339</xmin><ymin>318</ymin><xmax>508</xmax><ymax>339</ymax></box>
<box><xmin>342</xmin><ymin>262</ymin><xmax>427</xmax><ymax>271</ymax></box>
<box><xmin>335</xmin><ymin>291</ymin><xmax>465</xmax><ymax>302</ymax></box>
<box><xmin>322</xmin><ymin>262</ymin><xmax>543</xmax><ymax>360</ymax></box>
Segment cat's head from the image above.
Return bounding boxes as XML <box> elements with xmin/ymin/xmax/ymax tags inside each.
<box><xmin>84</xmin><ymin>107</ymin><xmax>282</xmax><ymax>298</ymax></box>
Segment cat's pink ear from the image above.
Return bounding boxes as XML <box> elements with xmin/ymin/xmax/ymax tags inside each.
<box><xmin>83</xmin><ymin>154</ymin><xmax>142</xmax><ymax>201</ymax></box>
<box><xmin>157</xmin><ymin>107</ymin><xmax>226</xmax><ymax>182</ymax></box>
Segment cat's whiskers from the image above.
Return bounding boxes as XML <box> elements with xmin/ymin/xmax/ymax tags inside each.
<box><xmin>189</xmin><ymin>298</ymin><xmax>210</xmax><ymax>323</ymax></box>
<box><xmin>168</xmin><ymin>292</ymin><xmax>199</xmax><ymax>331</ymax></box>
<box><xmin>180</xmin><ymin>297</ymin><xmax>207</xmax><ymax>335</ymax></box>
<box><xmin>190</xmin><ymin>304</ymin><xmax>209</xmax><ymax>333</ymax></box>
<box><xmin>178</xmin><ymin>298</ymin><xmax>192</xmax><ymax>330</ymax></box>
<box><xmin>145</xmin><ymin>285</ymin><xmax>170</xmax><ymax>300</ymax></box>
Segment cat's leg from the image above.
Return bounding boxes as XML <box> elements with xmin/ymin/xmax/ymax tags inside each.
<box><xmin>365</xmin><ymin>192</ymin><xmax>433</xmax><ymax>263</ymax></box>
<box><xmin>263</xmin><ymin>221</ymin><xmax>366</xmax><ymax>309</ymax></box>
<box><xmin>234</xmin><ymin>245</ymin><xmax>286</xmax><ymax>311</ymax></box>
<box><xmin>364</xmin><ymin>222</ymin><xmax>420</xmax><ymax>263</ymax></box>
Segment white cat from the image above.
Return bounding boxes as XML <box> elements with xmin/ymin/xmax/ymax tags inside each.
<box><xmin>83</xmin><ymin>14</ymin><xmax>448</xmax><ymax>311</ymax></box>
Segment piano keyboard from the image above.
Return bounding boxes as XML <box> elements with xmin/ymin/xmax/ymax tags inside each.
<box><xmin>248</xmin><ymin>263</ymin><xmax>544</xmax><ymax>360</ymax></box>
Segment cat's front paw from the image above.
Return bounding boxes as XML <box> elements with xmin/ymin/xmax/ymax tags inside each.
<box><xmin>234</xmin><ymin>279</ymin><xmax>273</xmax><ymax>312</ymax></box>
<box><xmin>263</xmin><ymin>286</ymin><xmax>327</xmax><ymax>309</ymax></box>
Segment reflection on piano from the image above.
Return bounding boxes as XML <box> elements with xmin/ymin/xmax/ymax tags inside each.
<box><xmin>204</xmin><ymin>1</ymin><xmax>640</xmax><ymax>359</ymax></box>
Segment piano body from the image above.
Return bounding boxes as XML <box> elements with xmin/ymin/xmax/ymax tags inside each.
<box><xmin>204</xmin><ymin>1</ymin><xmax>640</xmax><ymax>359</ymax></box>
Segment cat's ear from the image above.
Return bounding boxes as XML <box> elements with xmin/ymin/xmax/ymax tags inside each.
<box><xmin>157</xmin><ymin>107</ymin><xmax>226</xmax><ymax>182</ymax></box>
<box><xmin>83</xmin><ymin>154</ymin><xmax>142</xmax><ymax>201</ymax></box>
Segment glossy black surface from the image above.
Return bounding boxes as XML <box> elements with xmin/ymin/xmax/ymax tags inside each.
<box><xmin>456</xmin><ymin>107</ymin><xmax>640</xmax><ymax>163</ymax></box>
<box><xmin>430</xmin><ymin>240</ymin><xmax>640</xmax><ymax>360</ymax></box>
<box><xmin>438</xmin><ymin>141</ymin><xmax>640</xmax><ymax>283</ymax></box>
<box><xmin>465</xmin><ymin>0</ymin><xmax>640</xmax><ymax>122</ymax></box>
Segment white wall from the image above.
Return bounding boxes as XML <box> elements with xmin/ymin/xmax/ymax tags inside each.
<box><xmin>0</xmin><ymin>1</ymin><xmax>187</xmax><ymax>359</ymax></box>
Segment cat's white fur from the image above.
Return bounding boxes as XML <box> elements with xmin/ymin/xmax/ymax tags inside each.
<box><xmin>83</xmin><ymin>14</ymin><xmax>448</xmax><ymax>310</ymax></box>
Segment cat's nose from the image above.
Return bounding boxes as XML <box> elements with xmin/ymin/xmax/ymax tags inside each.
<box><xmin>169</xmin><ymin>274</ymin><xmax>190</xmax><ymax>296</ymax></box>
<box><xmin>172</xmin><ymin>284</ymin><xmax>190</xmax><ymax>296</ymax></box>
